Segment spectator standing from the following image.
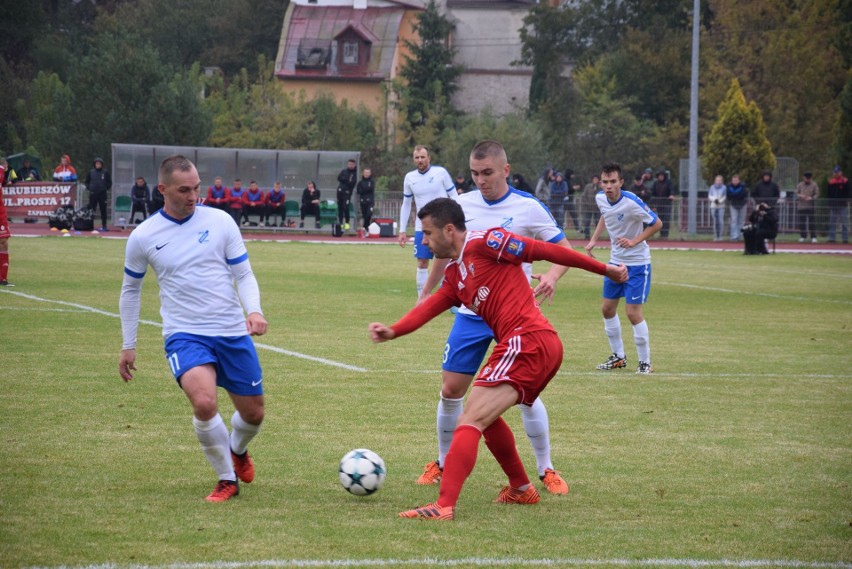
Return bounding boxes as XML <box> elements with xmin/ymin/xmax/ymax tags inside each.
<box><xmin>633</xmin><ymin>174</ymin><xmax>653</xmax><ymax>204</ymax></box>
<box><xmin>118</xmin><ymin>155</ymin><xmax>267</xmax><ymax>503</ymax></box>
<box><xmin>149</xmin><ymin>184</ymin><xmax>165</xmax><ymax>213</ymax></box>
<box><xmin>580</xmin><ymin>175</ymin><xmax>601</xmax><ymax>239</ymax></box>
<box><xmin>18</xmin><ymin>158</ymin><xmax>41</xmax><ymax>181</ymax></box>
<box><xmin>398</xmin><ymin>145</ymin><xmax>459</xmax><ymax>297</ymax></box>
<box><xmin>337</xmin><ymin>159</ymin><xmax>358</xmax><ymax>230</ymax></box>
<box><xmin>205</xmin><ymin>177</ymin><xmax>231</xmax><ymax>212</ymax></box>
<box><xmin>586</xmin><ymin>162</ymin><xmax>663</xmax><ymax>374</ymax></box>
<box><xmin>242</xmin><ymin>181</ymin><xmax>265</xmax><ymax>225</ymax></box>
<box><xmin>727</xmin><ymin>174</ymin><xmax>749</xmax><ymax>240</ymax></box>
<box><xmin>264</xmin><ymin>181</ymin><xmax>286</xmax><ymax>226</ymax></box>
<box><xmin>795</xmin><ymin>172</ymin><xmax>819</xmax><ymax>243</ymax></box>
<box><xmin>455</xmin><ymin>173</ymin><xmax>474</xmax><ymax>194</ymax></box>
<box><xmin>300</xmin><ymin>181</ymin><xmax>321</xmax><ymax>228</ymax></box>
<box><xmin>707</xmin><ymin>175</ymin><xmax>727</xmax><ymax>241</ymax></box>
<box><xmin>651</xmin><ymin>170</ymin><xmax>676</xmax><ymax>238</ymax></box>
<box><xmin>130</xmin><ymin>176</ymin><xmax>151</xmax><ymax>224</ymax></box>
<box><xmin>0</xmin><ymin>159</ymin><xmax>13</xmax><ymax>286</ymax></box>
<box><xmin>357</xmin><ymin>168</ymin><xmax>376</xmax><ymax>231</ymax></box>
<box><xmin>641</xmin><ymin>168</ymin><xmax>654</xmax><ymax>195</ymax></box>
<box><xmin>826</xmin><ymin>166</ymin><xmax>850</xmax><ymax>243</ymax></box>
<box><xmin>563</xmin><ymin>170</ymin><xmax>580</xmax><ymax>232</ymax></box>
<box><xmin>511</xmin><ymin>173</ymin><xmax>534</xmax><ymax>194</ymax></box>
<box><xmin>229</xmin><ymin>179</ymin><xmax>246</xmax><ymax>226</ymax></box>
<box><xmin>53</xmin><ymin>154</ymin><xmax>77</xmax><ymax>182</ymax></box>
<box><xmin>751</xmin><ymin>170</ymin><xmax>780</xmax><ymax>208</ymax></box>
<box><xmin>535</xmin><ymin>168</ymin><xmax>553</xmax><ymax>204</ymax></box>
<box><xmin>85</xmin><ymin>157</ymin><xmax>112</xmax><ymax>232</ymax></box>
<box><xmin>548</xmin><ymin>171</ymin><xmax>568</xmax><ymax>228</ymax></box>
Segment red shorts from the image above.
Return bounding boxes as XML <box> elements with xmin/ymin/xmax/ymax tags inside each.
<box><xmin>474</xmin><ymin>329</ymin><xmax>564</xmax><ymax>406</ymax></box>
<box><xmin>0</xmin><ymin>211</ymin><xmax>10</xmax><ymax>239</ymax></box>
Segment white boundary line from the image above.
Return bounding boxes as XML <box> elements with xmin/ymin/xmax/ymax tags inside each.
<box><xmin>24</xmin><ymin>557</ymin><xmax>852</xmax><ymax>569</ymax></box>
<box><xmin>0</xmin><ymin>289</ymin><xmax>366</xmax><ymax>372</ymax></box>
<box><xmin>657</xmin><ymin>282</ymin><xmax>852</xmax><ymax>305</ymax></box>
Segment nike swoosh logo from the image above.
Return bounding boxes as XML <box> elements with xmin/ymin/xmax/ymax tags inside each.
<box><xmin>155</xmin><ymin>243</ymin><xmax>169</xmax><ymax>250</ymax></box>
<box><xmin>631</xmin><ymin>295</ymin><xmax>642</xmax><ymax>300</ymax></box>
<box><xmin>251</xmin><ymin>379</ymin><xmax>262</xmax><ymax>386</ymax></box>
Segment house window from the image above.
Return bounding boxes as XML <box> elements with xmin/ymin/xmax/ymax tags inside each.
<box><xmin>342</xmin><ymin>42</ymin><xmax>359</xmax><ymax>65</ymax></box>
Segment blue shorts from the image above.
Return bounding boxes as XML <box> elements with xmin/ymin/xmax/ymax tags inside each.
<box><xmin>163</xmin><ymin>332</ymin><xmax>263</xmax><ymax>396</ymax></box>
<box><xmin>603</xmin><ymin>263</ymin><xmax>652</xmax><ymax>304</ymax></box>
<box><xmin>413</xmin><ymin>231</ymin><xmax>434</xmax><ymax>260</ymax></box>
<box><xmin>442</xmin><ymin>312</ymin><xmax>495</xmax><ymax>375</ymax></box>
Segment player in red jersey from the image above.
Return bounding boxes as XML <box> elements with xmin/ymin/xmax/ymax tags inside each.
<box><xmin>0</xmin><ymin>159</ymin><xmax>13</xmax><ymax>286</ymax></box>
<box><xmin>369</xmin><ymin>198</ymin><xmax>627</xmax><ymax>520</ymax></box>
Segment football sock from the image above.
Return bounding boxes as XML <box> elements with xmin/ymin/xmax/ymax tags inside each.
<box><xmin>0</xmin><ymin>251</ymin><xmax>8</xmax><ymax>281</ymax></box>
<box><xmin>437</xmin><ymin>424</ymin><xmax>482</xmax><ymax>508</ymax></box>
<box><xmin>436</xmin><ymin>394</ymin><xmax>464</xmax><ymax>466</ymax></box>
<box><xmin>633</xmin><ymin>320</ymin><xmax>651</xmax><ymax>363</ymax></box>
<box><xmin>230</xmin><ymin>410</ymin><xmax>261</xmax><ymax>456</ymax></box>
<box><xmin>483</xmin><ymin>417</ymin><xmax>530</xmax><ymax>490</ymax></box>
<box><xmin>518</xmin><ymin>398</ymin><xmax>553</xmax><ymax>476</ymax></box>
<box><xmin>416</xmin><ymin>268</ymin><xmax>429</xmax><ymax>297</ymax></box>
<box><xmin>604</xmin><ymin>314</ymin><xmax>625</xmax><ymax>358</ymax></box>
<box><xmin>193</xmin><ymin>414</ymin><xmax>236</xmax><ymax>482</ymax></box>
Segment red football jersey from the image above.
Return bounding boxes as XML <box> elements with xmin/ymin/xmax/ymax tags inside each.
<box><xmin>391</xmin><ymin>228</ymin><xmax>607</xmax><ymax>342</ymax></box>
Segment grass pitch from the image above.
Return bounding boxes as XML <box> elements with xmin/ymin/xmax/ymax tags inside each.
<box><xmin>0</xmin><ymin>236</ymin><xmax>850</xmax><ymax>568</ymax></box>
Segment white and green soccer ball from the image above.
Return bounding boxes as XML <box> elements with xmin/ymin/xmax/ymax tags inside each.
<box><xmin>338</xmin><ymin>448</ymin><xmax>386</xmax><ymax>496</ymax></box>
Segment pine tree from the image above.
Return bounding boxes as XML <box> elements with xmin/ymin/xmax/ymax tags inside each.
<box><xmin>702</xmin><ymin>78</ymin><xmax>775</xmax><ymax>187</ymax></box>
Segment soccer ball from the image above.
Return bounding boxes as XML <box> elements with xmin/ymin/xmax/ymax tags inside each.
<box><xmin>338</xmin><ymin>448</ymin><xmax>386</xmax><ymax>496</ymax></box>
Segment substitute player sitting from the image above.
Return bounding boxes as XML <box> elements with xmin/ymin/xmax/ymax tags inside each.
<box><xmin>370</xmin><ymin>198</ymin><xmax>627</xmax><ymax>520</ymax></box>
<box><xmin>118</xmin><ymin>155</ymin><xmax>268</xmax><ymax>502</ymax></box>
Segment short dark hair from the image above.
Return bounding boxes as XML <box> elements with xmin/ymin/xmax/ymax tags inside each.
<box><xmin>417</xmin><ymin>198</ymin><xmax>466</xmax><ymax>231</ymax></box>
<box><xmin>601</xmin><ymin>162</ymin><xmax>622</xmax><ymax>178</ymax></box>
<box><xmin>159</xmin><ymin>155</ymin><xmax>194</xmax><ymax>185</ymax></box>
<box><xmin>470</xmin><ymin>140</ymin><xmax>507</xmax><ymax>162</ymax></box>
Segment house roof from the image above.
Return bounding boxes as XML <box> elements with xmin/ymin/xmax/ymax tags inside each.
<box><xmin>446</xmin><ymin>0</ymin><xmax>535</xmax><ymax>6</ymax></box>
<box><xmin>277</xmin><ymin>4</ymin><xmax>409</xmax><ymax>81</ymax></box>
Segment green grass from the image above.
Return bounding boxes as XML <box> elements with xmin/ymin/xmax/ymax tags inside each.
<box><xmin>1</xmin><ymin>236</ymin><xmax>850</xmax><ymax>568</ymax></box>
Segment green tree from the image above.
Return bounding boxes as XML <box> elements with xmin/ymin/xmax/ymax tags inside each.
<box><xmin>834</xmin><ymin>72</ymin><xmax>852</xmax><ymax>173</ymax></box>
<box><xmin>396</xmin><ymin>0</ymin><xmax>462</xmax><ymax>137</ymax></box>
<box><xmin>17</xmin><ymin>71</ymin><xmax>75</xmax><ymax>164</ymax></box>
<box><xmin>702</xmin><ymin>78</ymin><xmax>776</xmax><ymax>186</ymax></box>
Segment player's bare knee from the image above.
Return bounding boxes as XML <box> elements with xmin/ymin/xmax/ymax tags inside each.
<box><xmin>441</xmin><ymin>372</ymin><xmax>472</xmax><ymax>399</ymax></box>
<box><xmin>192</xmin><ymin>399</ymin><xmax>218</xmax><ymax>421</ymax></box>
<box><xmin>240</xmin><ymin>405</ymin><xmax>265</xmax><ymax>425</ymax></box>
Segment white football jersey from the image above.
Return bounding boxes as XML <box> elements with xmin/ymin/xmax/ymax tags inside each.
<box><xmin>455</xmin><ymin>186</ymin><xmax>566</xmax><ymax>316</ymax></box>
<box><xmin>400</xmin><ymin>165</ymin><xmax>457</xmax><ymax>232</ymax></box>
<box><xmin>123</xmin><ymin>205</ymin><xmax>252</xmax><ymax>338</ymax></box>
<box><xmin>595</xmin><ymin>190</ymin><xmax>658</xmax><ymax>265</ymax></box>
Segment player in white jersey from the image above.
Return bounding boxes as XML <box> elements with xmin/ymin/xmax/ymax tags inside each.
<box><xmin>415</xmin><ymin>140</ymin><xmax>572</xmax><ymax>495</ymax></box>
<box><xmin>398</xmin><ymin>145</ymin><xmax>459</xmax><ymax>296</ymax></box>
<box><xmin>585</xmin><ymin>162</ymin><xmax>662</xmax><ymax>374</ymax></box>
<box><xmin>118</xmin><ymin>156</ymin><xmax>268</xmax><ymax>502</ymax></box>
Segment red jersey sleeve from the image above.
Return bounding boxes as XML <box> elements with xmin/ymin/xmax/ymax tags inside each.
<box><xmin>390</xmin><ymin>286</ymin><xmax>457</xmax><ymax>338</ymax></box>
<box><xmin>479</xmin><ymin>228</ymin><xmax>608</xmax><ymax>276</ymax></box>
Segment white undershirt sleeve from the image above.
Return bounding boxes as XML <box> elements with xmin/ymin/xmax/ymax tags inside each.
<box><xmin>119</xmin><ymin>274</ymin><xmax>143</xmax><ymax>350</ymax></box>
<box><xmin>230</xmin><ymin>260</ymin><xmax>262</xmax><ymax>316</ymax></box>
<box><xmin>399</xmin><ymin>194</ymin><xmax>413</xmax><ymax>234</ymax></box>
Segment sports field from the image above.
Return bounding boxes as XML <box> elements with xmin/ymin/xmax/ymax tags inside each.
<box><xmin>1</xmin><ymin>236</ymin><xmax>850</xmax><ymax>569</ymax></box>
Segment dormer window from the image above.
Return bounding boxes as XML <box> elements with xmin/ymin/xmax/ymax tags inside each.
<box><xmin>342</xmin><ymin>42</ymin><xmax>359</xmax><ymax>65</ymax></box>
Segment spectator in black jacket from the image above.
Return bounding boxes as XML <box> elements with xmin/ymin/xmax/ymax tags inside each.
<box><xmin>337</xmin><ymin>159</ymin><xmax>357</xmax><ymax>230</ymax></box>
<box><xmin>826</xmin><ymin>165</ymin><xmax>850</xmax><ymax>243</ymax></box>
<box><xmin>651</xmin><ymin>170</ymin><xmax>677</xmax><ymax>238</ymax></box>
<box><xmin>511</xmin><ymin>173</ymin><xmax>534</xmax><ymax>194</ymax></box>
<box><xmin>300</xmin><ymin>180</ymin><xmax>322</xmax><ymax>229</ymax></box>
<box><xmin>751</xmin><ymin>170</ymin><xmax>780</xmax><ymax>208</ymax></box>
<box><xmin>742</xmin><ymin>202</ymin><xmax>778</xmax><ymax>255</ymax></box>
<box><xmin>85</xmin><ymin>157</ymin><xmax>112</xmax><ymax>231</ymax></box>
<box><xmin>357</xmin><ymin>168</ymin><xmax>376</xmax><ymax>230</ymax></box>
<box><xmin>130</xmin><ymin>177</ymin><xmax>150</xmax><ymax>223</ymax></box>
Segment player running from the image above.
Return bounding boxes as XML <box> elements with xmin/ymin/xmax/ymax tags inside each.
<box><xmin>370</xmin><ymin>197</ymin><xmax>627</xmax><ymax>520</ymax></box>
<box><xmin>398</xmin><ymin>145</ymin><xmax>459</xmax><ymax>296</ymax></box>
<box><xmin>118</xmin><ymin>155</ymin><xmax>267</xmax><ymax>502</ymax></box>
<box><xmin>415</xmin><ymin>140</ymin><xmax>574</xmax><ymax>494</ymax></box>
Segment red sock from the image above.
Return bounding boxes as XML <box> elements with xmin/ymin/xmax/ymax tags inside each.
<box><xmin>436</xmin><ymin>424</ymin><xmax>482</xmax><ymax>508</ymax></box>
<box><xmin>483</xmin><ymin>416</ymin><xmax>530</xmax><ymax>489</ymax></box>
<box><xmin>0</xmin><ymin>251</ymin><xmax>8</xmax><ymax>281</ymax></box>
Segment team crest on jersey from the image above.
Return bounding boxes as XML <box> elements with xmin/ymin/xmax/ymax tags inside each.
<box><xmin>506</xmin><ymin>238</ymin><xmax>524</xmax><ymax>256</ymax></box>
<box><xmin>617</xmin><ymin>213</ymin><xmax>624</xmax><ymax>222</ymax></box>
<box><xmin>501</xmin><ymin>217</ymin><xmax>513</xmax><ymax>229</ymax></box>
<box><xmin>486</xmin><ymin>230</ymin><xmax>505</xmax><ymax>250</ymax></box>
<box><xmin>468</xmin><ymin>262</ymin><xmax>475</xmax><ymax>276</ymax></box>
<box><xmin>198</xmin><ymin>229</ymin><xmax>210</xmax><ymax>244</ymax></box>
<box><xmin>482</xmin><ymin>365</ymin><xmax>492</xmax><ymax>375</ymax></box>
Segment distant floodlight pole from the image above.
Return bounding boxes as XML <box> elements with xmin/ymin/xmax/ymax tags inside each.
<box><xmin>687</xmin><ymin>0</ymin><xmax>700</xmax><ymax>235</ymax></box>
